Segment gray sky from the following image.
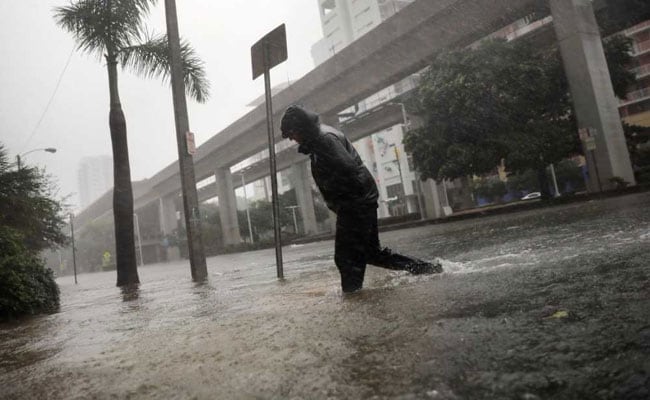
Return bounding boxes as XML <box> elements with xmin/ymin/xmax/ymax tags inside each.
<box><xmin>0</xmin><ymin>0</ymin><xmax>322</xmax><ymax>210</ymax></box>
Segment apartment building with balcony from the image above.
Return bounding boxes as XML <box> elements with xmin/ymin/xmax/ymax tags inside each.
<box><xmin>620</xmin><ymin>19</ymin><xmax>650</xmax><ymax>127</ymax></box>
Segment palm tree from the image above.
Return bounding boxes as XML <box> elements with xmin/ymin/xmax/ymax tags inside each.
<box><xmin>54</xmin><ymin>0</ymin><xmax>209</xmax><ymax>286</ymax></box>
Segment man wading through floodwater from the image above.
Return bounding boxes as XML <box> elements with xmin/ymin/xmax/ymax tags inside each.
<box><xmin>281</xmin><ymin>105</ymin><xmax>443</xmax><ymax>293</ymax></box>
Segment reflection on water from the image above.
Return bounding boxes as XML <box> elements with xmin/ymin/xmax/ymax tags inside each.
<box><xmin>1</xmin><ymin>193</ymin><xmax>649</xmax><ymax>398</ymax></box>
<box><xmin>120</xmin><ymin>284</ymin><xmax>140</xmax><ymax>303</ymax></box>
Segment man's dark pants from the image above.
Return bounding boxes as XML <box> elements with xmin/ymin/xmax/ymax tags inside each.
<box><xmin>334</xmin><ymin>206</ymin><xmax>419</xmax><ymax>292</ymax></box>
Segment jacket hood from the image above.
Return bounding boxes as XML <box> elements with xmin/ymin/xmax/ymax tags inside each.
<box><xmin>280</xmin><ymin>105</ymin><xmax>320</xmax><ymax>140</ymax></box>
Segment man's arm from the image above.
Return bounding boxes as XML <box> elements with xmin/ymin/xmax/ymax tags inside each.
<box><xmin>316</xmin><ymin>132</ymin><xmax>360</xmax><ymax>174</ymax></box>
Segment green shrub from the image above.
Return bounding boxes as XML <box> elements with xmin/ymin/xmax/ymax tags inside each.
<box><xmin>0</xmin><ymin>226</ymin><xmax>60</xmax><ymax>321</ymax></box>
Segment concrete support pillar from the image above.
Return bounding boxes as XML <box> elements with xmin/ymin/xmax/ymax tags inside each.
<box><xmin>291</xmin><ymin>161</ymin><xmax>318</xmax><ymax>235</ymax></box>
<box><xmin>159</xmin><ymin>195</ymin><xmax>178</xmax><ymax>236</ymax></box>
<box><xmin>421</xmin><ymin>178</ymin><xmax>443</xmax><ymax>219</ymax></box>
<box><xmin>158</xmin><ymin>195</ymin><xmax>180</xmax><ymax>261</ymax></box>
<box><xmin>215</xmin><ymin>167</ymin><xmax>242</xmax><ymax>246</ymax></box>
<box><xmin>550</xmin><ymin>0</ymin><xmax>635</xmax><ymax>190</ymax></box>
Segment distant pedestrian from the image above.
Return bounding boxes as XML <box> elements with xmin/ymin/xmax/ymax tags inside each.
<box><xmin>280</xmin><ymin>105</ymin><xmax>442</xmax><ymax>293</ymax></box>
<box><xmin>102</xmin><ymin>251</ymin><xmax>111</xmax><ymax>268</ymax></box>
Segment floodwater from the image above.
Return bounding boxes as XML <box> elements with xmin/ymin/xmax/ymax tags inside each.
<box><xmin>2</xmin><ymin>193</ymin><xmax>649</xmax><ymax>399</ymax></box>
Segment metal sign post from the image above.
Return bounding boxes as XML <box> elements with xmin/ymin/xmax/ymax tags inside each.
<box><xmin>578</xmin><ymin>127</ymin><xmax>602</xmax><ymax>192</ymax></box>
<box><xmin>69</xmin><ymin>214</ymin><xmax>78</xmax><ymax>284</ymax></box>
<box><xmin>251</xmin><ymin>24</ymin><xmax>287</xmax><ymax>279</ymax></box>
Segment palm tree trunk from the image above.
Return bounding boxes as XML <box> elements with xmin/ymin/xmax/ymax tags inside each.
<box><xmin>107</xmin><ymin>54</ymin><xmax>139</xmax><ymax>286</ymax></box>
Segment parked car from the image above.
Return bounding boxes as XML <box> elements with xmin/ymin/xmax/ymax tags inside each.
<box><xmin>521</xmin><ymin>192</ymin><xmax>541</xmax><ymax>200</ymax></box>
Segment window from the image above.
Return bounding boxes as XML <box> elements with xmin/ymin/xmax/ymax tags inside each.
<box><xmin>354</xmin><ymin>7</ymin><xmax>371</xmax><ymax>19</ymax></box>
<box><xmin>386</xmin><ymin>183</ymin><xmax>405</xmax><ymax>199</ymax></box>
<box><xmin>321</xmin><ymin>0</ymin><xmax>336</xmax><ymax>15</ymax></box>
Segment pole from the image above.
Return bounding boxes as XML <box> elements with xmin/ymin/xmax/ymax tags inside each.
<box><xmin>549</xmin><ymin>163</ymin><xmax>561</xmax><ymax>197</ymax></box>
<box><xmin>591</xmin><ymin>150</ymin><xmax>602</xmax><ymax>192</ymax></box>
<box><xmin>443</xmin><ymin>180</ymin><xmax>450</xmax><ymax>207</ymax></box>
<box><xmin>263</xmin><ymin>43</ymin><xmax>284</xmax><ymax>279</ymax></box>
<box><xmin>240</xmin><ymin>173</ymin><xmax>254</xmax><ymax>244</ymax></box>
<box><xmin>396</xmin><ymin>103</ymin><xmax>420</xmax><ymax>216</ymax></box>
<box><xmin>70</xmin><ymin>214</ymin><xmax>77</xmax><ymax>284</ymax></box>
<box><xmin>164</xmin><ymin>0</ymin><xmax>207</xmax><ymax>281</ymax></box>
<box><xmin>415</xmin><ymin>173</ymin><xmax>426</xmax><ymax>220</ymax></box>
<box><xmin>393</xmin><ymin>146</ymin><xmax>406</xmax><ymax>197</ymax></box>
<box><xmin>58</xmin><ymin>250</ymin><xmax>63</xmax><ymax>273</ymax></box>
<box><xmin>133</xmin><ymin>213</ymin><xmax>144</xmax><ymax>266</ymax></box>
<box><xmin>16</xmin><ymin>155</ymin><xmax>21</xmax><ymax>170</ymax></box>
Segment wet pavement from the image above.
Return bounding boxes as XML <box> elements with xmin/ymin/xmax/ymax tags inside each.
<box><xmin>1</xmin><ymin>192</ymin><xmax>649</xmax><ymax>399</ymax></box>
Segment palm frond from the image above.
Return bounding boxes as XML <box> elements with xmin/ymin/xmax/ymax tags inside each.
<box><xmin>53</xmin><ymin>0</ymin><xmax>157</xmax><ymax>58</ymax></box>
<box><xmin>119</xmin><ymin>33</ymin><xmax>210</xmax><ymax>103</ymax></box>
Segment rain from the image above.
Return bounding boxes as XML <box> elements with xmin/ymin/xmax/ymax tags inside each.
<box><xmin>1</xmin><ymin>1</ymin><xmax>650</xmax><ymax>399</ymax></box>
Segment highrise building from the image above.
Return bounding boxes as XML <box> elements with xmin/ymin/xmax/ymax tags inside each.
<box><xmin>311</xmin><ymin>0</ymin><xmax>413</xmax><ymax>65</ymax></box>
<box><xmin>78</xmin><ymin>155</ymin><xmax>112</xmax><ymax>209</ymax></box>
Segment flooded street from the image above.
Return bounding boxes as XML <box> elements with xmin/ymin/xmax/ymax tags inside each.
<box><xmin>2</xmin><ymin>193</ymin><xmax>650</xmax><ymax>399</ymax></box>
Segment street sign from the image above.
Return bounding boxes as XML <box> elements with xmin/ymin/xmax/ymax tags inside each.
<box><xmin>585</xmin><ymin>137</ymin><xmax>596</xmax><ymax>151</ymax></box>
<box><xmin>185</xmin><ymin>131</ymin><xmax>196</xmax><ymax>155</ymax></box>
<box><xmin>251</xmin><ymin>24</ymin><xmax>288</xmax><ymax>280</ymax></box>
<box><xmin>251</xmin><ymin>24</ymin><xmax>287</xmax><ymax>80</ymax></box>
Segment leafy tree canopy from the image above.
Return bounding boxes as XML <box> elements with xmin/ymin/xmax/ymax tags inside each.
<box><xmin>54</xmin><ymin>0</ymin><xmax>209</xmax><ymax>102</ymax></box>
<box><xmin>404</xmin><ymin>35</ymin><xmax>633</xmax><ymax>183</ymax></box>
<box><xmin>598</xmin><ymin>0</ymin><xmax>650</xmax><ymax>35</ymax></box>
<box><xmin>0</xmin><ymin>145</ymin><xmax>67</xmax><ymax>251</ymax></box>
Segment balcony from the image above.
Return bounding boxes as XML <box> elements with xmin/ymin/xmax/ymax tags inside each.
<box><xmin>632</xmin><ymin>39</ymin><xmax>650</xmax><ymax>56</ymax></box>
<box><xmin>631</xmin><ymin>64</ymin><xmax>650</xmax><ymax>80</ymax></box>
<box><xmin>625</xmin><ymin>20</ymin><xmax>650</xmax><ymax>37</ymax></box>
<box><xmin>620</xmin><ymin>86</ymin><xmax>650</xmax><ymax>106</ymax></box>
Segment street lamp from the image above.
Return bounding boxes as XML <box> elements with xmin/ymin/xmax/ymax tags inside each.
<box><xmin>69</xmin><ymin>213</ymin><xmax>78</xmax><ymax>284</ymax></box>
<box><xmin>387</xmin><ymin>101</ymin><xmax>428</xmax><ymax>219</ymax></box>
<box><xmin>133</xmin><ymin>213</ymin><xmax>144</xmax><ymax>266</ymax></box>
<box><xmin>285</xmin><ymin>205</ymin><xmax>300</xmax><ymax>234</ymax></box>
<box><xmin>16</xmin><ymin>147</ymin><xmax>57</xmax><ymax>169</ymax></box>
<box><xmin>549</xmin><ymin>163</ymin><xmax>561</xmax><ymax>197</ymax></box>
<box><xmin>388</xmin><ymin>143</ymin><xmax>406</xmax><ymax>199</ymax></box>
<box><xmin>387</xmin><ymin>102</ymin><xmax>409</xmax><ymax>130</ymax></box>
<box><xmin>385</xmin><ymin>103</ymin><xmax>409</xmax><ymax>213</ymax></box>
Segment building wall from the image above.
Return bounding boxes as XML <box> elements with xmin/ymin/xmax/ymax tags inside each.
<box><xmin>311</xmin><ymin>0</ymin><xmax>412</xmax><ymax>66</ymax></box>
<box><xmin>77</xmin><ymin>155</ymin><xmax>112</xmax><ymax>209</ymax></box>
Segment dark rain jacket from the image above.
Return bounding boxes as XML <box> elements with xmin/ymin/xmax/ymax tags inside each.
<box><xmin>297</xmin><ymin>123</ymin><xmax>379</xmax><ymax>213</ymax></box>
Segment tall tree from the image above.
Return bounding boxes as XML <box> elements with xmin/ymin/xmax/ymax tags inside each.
<box><xmin>597</xmin><ymin>0</ymin><xmax>650</xmax><ymax>35</ymax></box>
<box><xmin>54</xmin><ymin>0</ymin><xmax>209</xmax><ymax>286</ymax></box>
<box><xmin>0</xmin><ymin>144</ymin><xmax>65</xmax><ymax>320</ymax></box>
